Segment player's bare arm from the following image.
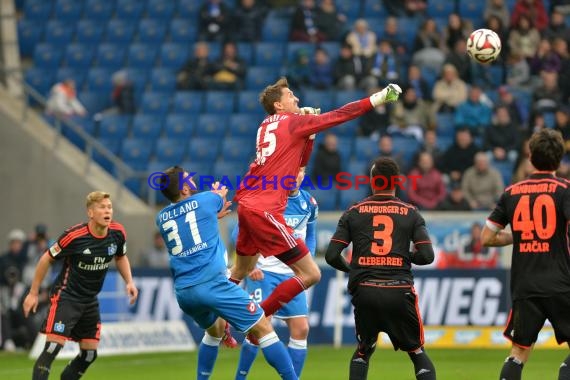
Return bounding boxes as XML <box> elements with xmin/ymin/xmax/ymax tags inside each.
<box><xmin>115</xmin><ymin>255</ymin><xmax>138</xmax><ymax>305</ymax></box>
<box><xmin>23</xmin><ymin>251</ymin><xmax>55</xmax><ymax>317</ymax></box>
<box><xmin>481</xmin><ymin>223</ymin><xmax>513</xmax><ymax>247</ymax></box>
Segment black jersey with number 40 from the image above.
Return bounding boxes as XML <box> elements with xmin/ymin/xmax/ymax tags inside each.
<box><xmin>330</xmin><ymin>195</ymin><xmax>432</xmax><ymax>291</ymax></box>
<box><xmin>487</xmin><ymin>173</ymin><xmax>570</xmax><ymax>300</ymax></box>
<box><xmin>47</xmin><ymin>222</ymin><xmax>127</xmax><ymax>301</ymax></box>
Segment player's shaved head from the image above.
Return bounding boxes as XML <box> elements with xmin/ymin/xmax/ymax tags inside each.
<box><xmin>260</xmin><ymin>77</ymin><xmax>289</xmax><ymax>115</ymax></box>
<box><xmin>86</xmin><ymin>191</ymin><xmax>110</xmax><ymax>209</ymax></box>
<box><xmin>529</xmin><ymin>129</ymin><xmax>564</xmax><ymax>171</ymax></box>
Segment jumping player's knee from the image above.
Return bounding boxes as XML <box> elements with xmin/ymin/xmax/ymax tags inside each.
<box><xmin>352</xmin><ymin>341</ymin><xmax>376</xmax><ymax>363</ymax></box>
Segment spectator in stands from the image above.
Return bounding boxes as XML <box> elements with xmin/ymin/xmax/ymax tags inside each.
<box><xmin>511</xmin><ymin>0</ymin><xmax>549</xmax><ymax>32</ymax></box>
<box><xmin>405</xmin><ymin>64</ymin><xmax>431</xmax><ymax>101</ymax></box>
<box><xmin>461</xmin><ymin>152</ymin><xmax>504</xmax><ymax>210</ymax></box>
<box><xmin>508</xmin><ymin>14</ymin><xmax>541</xmax><ymax>59</ymax></box>
<box><xmin>413</xmin><ymin>18</ymin><xmax>441</xmax><ymax>53</ymax></box>
<box><xmin>432</xmin><ymin>64</ymin><xmax>468</xmax><ymax>113</ymax></box>
<box><xmin>315</xmin><ymin>0</ymin><xmax>346</xmax><ymax>41</ymax></box>
<box><xmin>382</xmin><ymin>0</ymin><xmax>406</xmax><ymax>16</ymax></box>
<box><xmin>358</xmin><ymin>87</ymin><xmax>391</xmax><ymax>137</ymax></box>
<box><xmin>367</xmin><ymin>135</ymin><xmax>408</xmax><ymax>175</ymax></box>
<box><xmin>552</xmin><ymin>37</ymin><xmax>570</xmax><ymax>103</ymax></box>
<box><xmin>232</xmin><ymin>0</ymin><xmax>268</xmax><ymax>42</ymax></box>
<box><xmin>309</xmin><ymin>47</ymin><xmax>333</xmax><ymax>90</ymax></box>
<box><xmin>311</xmin><ymin>133</ymin><xmax>342</xmax><ymax>186</ymax></box>
<box><xmin>417</xmin><ymin>129</ymin><xmax>444</xmax><ymax>168</ymax></box>
<box><xmin>529</xmin><ymin>38</ymin><xmax>561</xmax><ymax>76</ymax></box>
<box><xmin>382</xmin><ymin>0</ymin><xmax>426</xmax><ymax>17</ymax></box>
<box><xmin>211</xmin><ymin>41</ymin><xmax>247</xmax><ymax>90</ymax></box>
<box><xmin>198</xmin><ymin>0</ymin><xmax>232</xmax><ymax>42</ymax></box>
<box><xmin>387</xmin><ymin>108</ymin><xmax>424</xmax><ymax>142</ymax></box>
<box><xmin>485</xmin><ymin>0</ymin><xmax>511</xmax><ymax>28</ymax></box>
<box><xmin>454</xmin><ymin>86</ymin><xmax>493</xmax><ymax>137</ymax></box>
<box><xmin>45</xmin><ymin>79</ymin><xmax>86</xmax><ymax>119</ymax></box>
<box><xmin>445</xmin><ymin>38</ymin><xmax>473</xmax><ymax>84</ymax></box>
<box><xmin>334</xmin><ymin>43</ymin><xmax>377</xmax><ymax>91</ymax></box>
<box><xmin>287</xmin><ymin>48</ymin><xmax>312</xmax><ymax>90</ymax></box>
<box><xmin>512</xmin><ymin>139</ymin><xmax>534</xmax><ymax>183</ymax></box>
<box><xmin>23</xmin><ymin>224</ymin><xmax>53</xmax><ymax>288</ymax></box>
<box><xmin>380</xmin><ymin>16</ymin><xmax>407</xmax><ymax>56</ymax></box>
<box><xmin>441</xmin><ymin>13</ymin><xmax>472</xmax><ymax>53</ymax></box>
<box><xmin>407</xmin><ymin>151</ymin><xmax>446</xmax><ymax>210</ymax></box>
<box><xmin>505</xmin><ymin>52</ymin><xmax>532</xmax><ymax>89</ymax></box>
<box><xmin>485</xmin><ymin>105</ymin><xmax>520</xmax><ymax>162</ymax></box>
<box><xmin>369</xmin><ymin>39</ymin><xmax>400</xmax><ymax>87</ymax></box>
<box><xmin>436</xmin><ymin>182</ymin><xmax>472</xmax><ymax>211</ymax></box>
<box><xmin>496</xmin><ymin>85</ymin><xmax>525</xmax><ymax>129</ymax></box>
<box><xmin>440</xmin><ymin>127</ymin><xmax>480</xmax><ymax>184</ymax></box>
<box><xmin>528</xmin><ymin>111</ymin><xmax>547</xmax><ymax>134</ymax></box>
<box><xmin>543</xmin><ymin>9</ymin><xmax>570</xmax><ymax>42</ymax></box>
<box><xmin>345</xmin><ymin>19</ymin><xmax>377</xmax><ymax>61</ymax></box>
<box><xmin>532</xmin><ymin>70</ymin><xmax>564</xmax><ymax>114</ymax></box>
<box><xmin>554</xmin><ymin>106</ymin><xmax>570</xmax><ymax>149</ymax></box>
<box><xmin>551</xmin><ymin>0</ymin><xmax>570</xmax><ymax>13</ymax></box>
<box><xmin>176</xmin><ymin>42</ymin><xmax>215</xmax><ymax>90</ymax></box>
<box><xmin>141</xmin><ymin>231</ymin><xmax>169</xmax><ymax>269</ymax></box>
<box><xmin>391</xmin><ymin>86</ymin><xmax>434</xmax><ymax>130</ymax></box>
<box><xmin>290</xmin><ymin>0</ymin><xmax>325</xmax><ymax>42</ymax></box>
<box><xmin>485</xmin><ymin>15</ymin><xmax>509</xmax><ymax>57</ymax></box>
<box><xmin>111</xmin><ymin>70</ymin><xmax>135</xmax><ymax>114</ymax></box>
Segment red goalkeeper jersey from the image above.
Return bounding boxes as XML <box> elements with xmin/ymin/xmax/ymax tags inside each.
<box><xmin>234</xmin><ymin>98</ymin><xmax>373</xmax><ymax>213</ymax></box>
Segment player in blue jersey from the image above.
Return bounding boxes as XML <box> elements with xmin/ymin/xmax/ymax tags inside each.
<box><xmin>156</xmin><ymin>166</ymin><xmax>298</xmax><ymax>380</ymax></box>
<box><xmin>234</xmin><ymin>167</ymin><xmax>318</xmax><ymax>379</ymax></box>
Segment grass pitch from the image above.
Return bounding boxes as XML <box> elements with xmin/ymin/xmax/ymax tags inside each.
<box><xmin>0</xmin><ymin>346</ymin><xmax>564</xmax><ymax>379</ymax></box>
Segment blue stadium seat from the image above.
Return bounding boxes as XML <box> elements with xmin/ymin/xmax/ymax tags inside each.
<box><xmin>334</xmin><ymin>90</ymin><xmax>365</xmax><ymax>108</ymax></box>
<box><xmin>63</xmin><ymin>118</ymin><xmax>96</xmax><ymax>150</ymax></box>
<box><xmin>95</xmin><ymin>44</ymin><xmax>126</xmax><ymax>70</ymax></box>
<box><xmin>197</xmin><ymin>114</ymin><xmax>229</xmax><ymax>139</ymax></box>
<box><xmin>44</xmin><ymin>20</ymin><xmax>75</xmax><ymax>45</ymax></box>
<box><xmin>150</xmin><ymin>68</ymin><xmax>176</xmax><ymax>92</ymax></box>
<box><xmin>420</xmin><ymin>67</ymin><xmax>439</xmax><ymax>94</ymax></box>
<box><xmin>64</xmin><ymin>44</ymin><xmax>95</xmax><ymax>68</ymax></box>
<box><xmin>75</xmin><ymin>20</ymin><xmax>105</xmax><ymax>44</ymax></box>
<box><xmin>164</xmin><ymin>114</ymin><xmax>197</xmax><ymax>139</ymax></box>
<box><xmin>204</xmin><ymin>91</ymin><xmax>235</xmax><ymax>114</ymax></box>
<box><xmin>146</xmin><ymin>0</ymin><xmax>175</xmax><ymax>20</ymax></box>
<box><xmin>187</xmin><ymin>138</ymin><xmax>220</xmax><ymax>163</ymax></box>
<box><xmin>105</xmin><ymin>19</ymin><xmax>137</xmax><ymax>43</ymax></box>
<box><xmin>427</xmin><ymin>0</ymin><xmax>456</xmax><ymax>17</ymax></box>
<box><xmin>347</xmin><ymin>160</ymin><xmax>366</xmax><ymax>175</ymax></box>
<box><xmin>436</xmin><ymin>135</ymin><xmax>453</xmax><ymax>151</ymax></box>
<box><xmin>320</xmin><ymin>42</ymin><xmax>341</xmax><ymax>61</ymax></box>
<box><xmin>492</xmin><ymin>159</ymin><xmax>514</xmax><ymax>186</ymax></box>
<box><xmin>336</xmin><ymin>137</ymin><xmax>354</xmax><ymax>162</ymax></box>
<box><xmin>339</xmin><ymin>187</ymin><xmax>369</xmax><ymax>209</ymax></box>
<box><xmin>78</xmin><ymin>91</ymin><xmax>110</xmax><ymax>115</ymax></box>
<box><xmin>221</xmin><ymin>138</ymin><xmax>256</xmax><ymax>162</ymax></box>
<box><xmin>336</xmin><ymin>0</ymin><xmax>363</xmax><ymax>19</ymax></box>
<box><xmin>53</xmin><ymin>0</ymin><xmax>83</xmax><ymax>21</ymax></box>
<box><xmin>140</xmin><ymin>92</ymin><xmax>171</xmax><ymax>115</ymax></box>
<box><xmin>245</xmin><ymin>67</ymin><xmax>279</xmax><ymax>90</ymax></box>
<box><xmin>25</xmin><ymin>68</ymin><xmax>55</xmax><ymax>97</ymax></box>
<box><xmin>286</xmin><ymin>42</ymin><xmax>315</xmax><ymax>63</ymax></box>
<box><xmin>127</xmin><ymin>43</ymin><xmax>159</xmax><ymax>68</ymax></box>
<box><xmin>169</xmin><ymin>19</ymin><xmax>198</xmax><ymax>43</ymax></box>
<box><xmin>177</xmin><ymin>0</ymin><xmax>201</xmax><ymax>18</ymax></box>
<box><xmin>544</xmin><ymin>112</ymin><xmax>555</xmax><ymax>128</ymax></box>
<box><xmin>93</xmin><ymin>138</ymin><xmax>122</xmax><ymax>172</ymax></box>
<box><xmin>137</xmin><ymin>19</ymin><xmax>168</xmax><ymax>43</ymax></box>
<box><xmin>98</xmin><ymin>115</ymin><xmax>131</xmax><ymax>139</ymax></box>
<box><xmin>18</xmin><ymin>20</ymin><xmax>43</xmax><ymax>57</ymax></box>
<box><xmin>116</xmin><ymin>0</ymin><xmax>146</xmax><ymax>19</ymax></box>
<box><xmin>121</xmin><ymin>138</ymin><xmax>154</xmax><ymax>164</ymax></box>
<box><xmin>392</xmin><ymin>135</ymin><xmax>421</xmax><ymax>166</ymax></box>
<box><xmin>125</xmin><ymin>68</ymin><xmax>149</xmax><ymax>91</ymax></box>
<box><xmin>159</xmin><ymin>43</ymin><xmax>189</xmax><ymax>68</ymax></box>
<box><xmin>334</xmin><ymin>119</ymin><xmax>359</xmax><ymax>137</ymax></box>
<box><xmin>198</xmin><ymin>42</ymin><xmax>221</xmax><ymax>60</ymax></box>
<box><xmin>23</xmin><ymin>0</ymin><xmax>53</xmax><ymax>21</ymax></box>
<box><xmin>237</xmin><ymin>90</ymin><xmax>263</xmax><ymax>114</ymax></box>
<box><xmin>155</xmin><ymin>138</ymin><xmax>186</xmax><ymax>163</ymax></box>
<box><xmin>172</xmin><ymin>91</ymin><xmax>204</xmax><ymax>113</ymax></box>
<box><xmin>86</xmin><ymin>68</ymin><xmax>114</xmax><ymax>92</ymax></box>
<box><xmin>33</xmin><ymin>43</ymin><xmax>63</xmax><ymax>69</ymax></box>
<box><xmin>179</xmin><ymin>161</ymin><xmax>214</xmax><ymax>181</ymax></box>
<box><xmin>228</xmin><ymin>114</ymin><xmax>260</xmax><ymax>138</ymax></box>
<box><xmin>254</xmin><ymin>42</ymin><xmax>286</xmax><ymax>67</ymax></box>
<box><xmin>301</xmin><ymin>90</ymin><xmax>334</xmax><ymax>112</ymax></box>
<box><xmin>362</xmin><ymin>0</ymin><xmax>389</xmax><ymax>18</ymax></box>
<box><xmin>213</xmin><ymin>161</ymin><xmax>248</xmax><ymax>182</ymax></box>
<box><xmin>236</xmin><ymin>42</ymin><xmax>254</xmax><ymax>65</ymax></box>
<box><xmin>56</xmin><ymin>67</ymin><xmax>87</xmax><ymax>89</ymax></box>
<box><xmin>354</xmin><ymin>137</ymin><xmax>377</xmax><ymax>162</ymax></box>
<box><xmin>458</xmin><ymin>0</ymin><xmax>485</xmax><ymax>25</ymax></box>
<box><xmin>84</xmin><ymin>0</ymin><xmax>116</xmax><ymax>21</ymax></box>
<box><xmin>308</xmin><ymin>188</ymin><xmax>339</xmax><ymax>211</ymax></box>
<box><xmin>435</xmin><ymin>113</ymin><xmax>456</xmax><ymax>138</ymax></box>
<box><xmin>131</xmin><ymin>114</ymin><xmax>164</xmax><ymax>140</ymax></box>
<box><xmin>261</xmin><ymin>19</ymin><xmax>289</xmax><ymax>42</ymax></box>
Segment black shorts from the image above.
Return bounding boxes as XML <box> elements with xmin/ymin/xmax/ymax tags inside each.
<box><xmin>504</xmin><ymin>292</ymin><xmax>570</xmax><ymax>348</ymax></box>
<box><xmin>352</xmin><ymin>281</ymin><xmax>424</xmax><ymax>352</ymax></box>
<box><xmin>41</xmin><ymin>295</ymin><xmax>101</xmax><ymax>342</ymax></box>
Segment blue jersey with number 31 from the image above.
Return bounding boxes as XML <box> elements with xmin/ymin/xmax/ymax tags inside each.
<box><xmin>156</xmin><ymin>192</ymin><xmax>226</xmax><ymax>289</ymax></box>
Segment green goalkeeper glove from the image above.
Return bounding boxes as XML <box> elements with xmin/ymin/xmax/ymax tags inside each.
<box><xmin>369</xmin><ymin>83</ymin><xmax>402</xmax><ymax>107</ymax></box>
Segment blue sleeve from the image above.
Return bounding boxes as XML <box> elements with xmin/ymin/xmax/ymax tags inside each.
<box><xmin>231</xmin><ymin>223</ymin><xmax>239</xmax><ymax>245</ymax></box>
<box><xmin>306</xmin><ymin>192</ymin><xmax>318</xmax><ymax>255</ymax></box>
<box><xmin>199</xmin><ymin>191</ymin><xmax>223</xmax><ymax>213</ymax></box>
<box><xmin>454</xmin><ymin>104</ymin><xmax>465</xmax><ymax>126</ymax></box>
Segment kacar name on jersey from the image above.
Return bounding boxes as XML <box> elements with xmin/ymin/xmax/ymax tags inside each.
<box><xmin>159</xmin><ymin>200</ymin><xmax>199</xmax><ymax>223</ymax></box>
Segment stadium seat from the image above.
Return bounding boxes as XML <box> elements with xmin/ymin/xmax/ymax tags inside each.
<box><xmin>362</xmin><ymin>0</ymin><xmax>389</xmax><ymax>17</ymax></box>
<box><xmin>84</xmin><ymin>0</ymin><xmax>116</xmax><ymax>21</ymax></box>
<box><xmin>127</xmin><ymin>43</ymin><xmax>159</xmax><ymax>68</ymax></box>
<box><xmin>105</xmin><ymin>19</ymin><xmax>137</xmax><ymax>44</ymax></box>
<box><xmin>334</xmin><ymin>119</ymin><xmax>359</xmax><ymax>137</ymax></box>
<box><xmin>435</xmin><ymin>113</ymin><xmax>456</xmax><ymax>138</ymax></box>
<box><xmin>286</xmin><ymin>42</ymin><xmax>315</xmax><ymax>64</ymax></box>
<box><xmin>354</xmin><ymin>137</ymin><xmax>377</xmax><ymax>162</ymax></box>
<box><xmin>492</xmin><ymin>159</ymin><xmax>514</xmax><ymax>186</ymax></box>
<box><xmin>236</xmin><ymin>42</ymin><xmax>254</xmax><ymax>65</ymax></box>
<box><xmin>33</xmin><ymin>43</ymin><xmax>63</xmax><ymax>69</ymax></box>
<box><xmin>169</xmin><ymin>19</ymin><xmax>198</xmax><ymax>43</ymax></box>
<box><xmin>56</xmin><ymin>67</ymin><xmax>87</xmax><ymax>89</ymax></box>
<box><xmin>53</xmin><ymin>0</ymin><xmax>83</xmax><ymax>21</ymax></box>
<box><xmin>98</xmin><ymin>115</ymin><xmax>131</xmax><ymax>139</ymax></box>
<box><xmin>125</xmin><ymin>68</ymin><xmax>149</xmax><ymax>91</ymax></box>
<box><xmin>155</xmin><ymin>138</ymin><xmax>186</xmax><ymax>163</ymax></box>
<box><xmin>86</xmin><ymin>68</ymin><xmax>114</xmax><ymax>92</ymax></box>
<box><xmin>137</xmin><ymin>19</ymin><xmax>168</xmax><ymax>44</ymax></box>
<box><xmin>64</xmin><ymin>44</ymin><xmax>95</xmax><ymax>68</ymax></box>
<box><xmin>44</xmin><ymin>20</ymin><xmax>75</xmax><ymax>45</ymax></box>
<box><xmin>121</xmin><ymin>138</ymin><xmax>154</xmax><ymax>164</ymax></box>
<box><xmin>427</xmin><ymin>0</ymin><xmax>456</xmax><ymax>17</ymax></box>
<box><xmin>179</xmin><ymin>161</ymin><xmax>214</xmax><ymax>181</ymax></box>
<box><xmin>95</xmin><ymin>44</ymin><xmax>126</xmax><ymax>70</ymax></box>
<box><xmin>458</xmin><ymin>0</ymin><xmax>485</xmax><ymax>21</ymax></box>
<box><xmin>140</xmin><ymin>92</ymin><xmax>171</xmax><ymax>115</ymax></box>
<box><xmin>23</xmin><ymin>0</ymin><xmax>53</xmax><ymax>21</ymax></box>
<box><xmin>93</xmin><ymin>138</ymin><xmax>122</xmax><ymax>173</ymax></box>
<box><xmin>146</xmin><ymin>0</ymin><xmax>175</xmax><ymax>20</ymax></box>
<box><xmin>164</xmin><ymin>114</ymin><xmax>197</xmax><ymax>139</ymax></box>
<box><xmin>336</xmin><ymin>137</ymin><xmax>353</xmax><ymax>161</ymax></box>
<box><xmin>436</xmin><ymin>135</ymin><xmax>453</xmax><ymax>151</ymax></box>
<box><xmin>177</xmin><ymin>0</ymin><xmax>201</xmax><ymax>18</ymax></box>
<box><xmin>228</xmin><ymin>114</ymin><xmax>260</xmax><ymax>138</ymax></box>
<box><xmin>245</xmin><ymin>67</ymin><xmax>280</xmax><ymax>90</ymax></box>
<box><xmin>320</xmin><ymin>42</ymin><xmax>341</xmax><ymax>61</ymax></box>
<box><xmin>159</xmin><ymin>43</ymin><xmax>189</xmax><ymax>68</ymax></box>
<box><xmin>62</xmin><ymin>118</ymin><xmax>96</xmax><ymax>150</ymax></box>
<box><xmin>261</xmin><ymin>19</ymin><xmax>289</xmax><ymax>42</ymax></box>
<box><xmin>221</xmin><ymin>138</ymin><xmax>256</xmax><ymax>162</ymax></box>
<box><xmin>544</xmin><ymin>112</ymin><xmax>555</xmax><ymax>128</ymax></box>
<box><xmin>78</xmin><ymin>91</ymin><xmax>110</xmax><ymax>115</ymax></box>
<box><xmin>254</xmin><ymin>42</ymin><xmax>286</xmax><ymax>67</ymax></box>
<box><xmin>75</xmin><ymin>19</ymin><xmax>105</xmax><ymax>44</ymax></box>
<box><xmin>213</xmin><ymin>161</ymin><xmax>248</xmax><ymax>182</ymax></box>
<box><xmin>187</xmin><ymin>138</ymin><xmax>221</xmax><ymax>163</ymax></box>
<box><xmin>25</xmin><ymin>68</ymin><xmax>55</xmax><ymax>98</ymax></box>
<box><xmin>339</xmin><ymin>187</ymin><xmax>369</xmax><ymax>209</ymax></box>
<box><xmin>17</xmin><ymin>20</ymin><xmax>43</xmax><ymax>57</ymax></box>
<box><xmin>197</xmin><ymin>114</ymin><xmax>229</xmax><ymax>139</ymax></box>
<box><xmin>204</xmin><ymin>91</ymin><xmax>235</xmax><ymax>114</ymax></box>
<box><xmin>334</xmin><ymin>90</ymin><xmax>365</xmax><ymax>108</ymax></box>
<box><xmin>347</xmin><ymin>160</ymin><xmax>366</xmax><ymax>175</ymax></box>
<box><xmin>172</xmin><ymin>91</ymin><xmax>204</xmax><ymax>114</ymax></box>
<box><xmin>237</xmin><ymin>91</ymin><xmax>264</xmax><ymax>114</ymax></box>
<box><xmin>131</xmin><ymin>114</ymin><xmax>164</xmax><ymax>140</ymax></box>
<box><xmin>150</xmin><ymin>68</ymin><xmax>177</xmax><ymax>92</ymax></box>
<box><xmin>336</xmin><ymin>0</ymin><xmax>363</xmax><ymax>19</ymax></box>
<box><xmin>392</xmin><ymin>135</ymin><xmax>421</xmax><ymax>166</ymax></box>
<box><xmin>301</xmin><ymin>90</ymin><xmax>334</xmax><ymax>112</ymax></box>
<box><xmin>116</xmin><ymin>0</ymin><xmax>146</xmax><ymax>19</ymax></box>
<box><xmin>199</xmin><ymin>42</ymin><xmax>221</xmax><ymax>60</ymax></box>
<box><xmin>308</xmin><ymin>188</ymin><xmax>339</xmax><ymax>211</ymax></box>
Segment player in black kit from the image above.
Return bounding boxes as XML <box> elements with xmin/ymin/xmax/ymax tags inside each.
<box><xmin>482</xmin><ymin>129</ymin><xmax>570</xmax><ymax>380</ymax></box>
<box><xmin>325</xmin><ymin>157</ymin><xmax>436</xmax><ymax>380</ymax></box>
<box><xmin>23</xmin><ymin>191</ymin><xmax>138</xmax><ymax>380</ymax></box>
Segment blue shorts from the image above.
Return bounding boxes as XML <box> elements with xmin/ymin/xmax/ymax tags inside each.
<box><xmin>175</xmin><ymin>275</ymin><xmax>263</xmax><ymax>332</ymax></box>
<box><xmin>245</xmin><ymin>271</ymin><xmax>308</xmax><ymax>319</ymax></box>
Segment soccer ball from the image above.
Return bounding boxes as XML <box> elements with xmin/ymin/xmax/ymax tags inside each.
<box><xmin>466</xmin><ymin>29</ymin><xmax>502</xmax><ymax>64</ymax></box>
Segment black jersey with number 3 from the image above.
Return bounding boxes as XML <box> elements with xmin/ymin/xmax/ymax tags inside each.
<box><xmin>330</xmin><ymin>195</ymin><xmax>432</xmax><ymax>291</ymax></box>
<box><xmin>487</xmin><ymin>173</ymin><xmax>570</xmax><ymax>300</ymax></box>
<box><xmin>47</xmin><ymin>222</ymin><xmax>127</xmax><ymax>301</ymax></box>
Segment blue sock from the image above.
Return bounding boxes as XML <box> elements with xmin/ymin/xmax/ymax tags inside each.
<box><xmin>197</xmin><ymin>333</ymin><xmax>221</xmax><ymax>380</ymax></box>
<box><xmin>235</xmin><ymin>339</ymin><xmax>260</xmax><ymax>379</ymax></box>
<box><xmin>259</xmin><ymin>332</ymin><xmax>298</xmax><ymax>380</ymax></box>
<box><xmin>288</xmin><ymin>338</ymin><xmax>308</xmax><ymax>377</ymax></box>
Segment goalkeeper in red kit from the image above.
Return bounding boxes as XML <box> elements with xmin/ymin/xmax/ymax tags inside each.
<box><xmin>229</xmin><ymin>77</ymin><xmax>402</xmax><ymax>335</ymax></box>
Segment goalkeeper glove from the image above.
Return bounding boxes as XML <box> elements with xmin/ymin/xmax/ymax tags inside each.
<box><xmin>300</xmin><ymin>106</ymin><xmax>321</xmax><ymax>115</ymax></box>
<box><xmin>369</xmin><ymin>83</ymin><xmax>402</xmax><ymax>107</ymax></box>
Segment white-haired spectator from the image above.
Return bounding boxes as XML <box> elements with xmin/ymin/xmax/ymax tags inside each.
<box><xmin>45</xmin><ymin>79</ymin><xmax>86</xmax><ymax>119</ymax></box>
